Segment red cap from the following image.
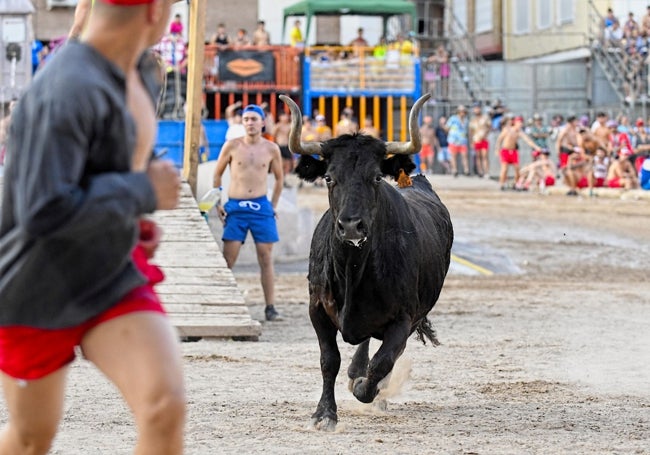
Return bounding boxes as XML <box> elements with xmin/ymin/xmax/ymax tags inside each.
<box><xmin>620</xmin><ymin>147</ymin><xmax>633</xmax><ymax>157</ymax></box>
<box><xmin>636</xmin><ymin>119</ymin><xmax>644</xmax><ymax>126</ymax></box>
<box><xmin>99</xmin><ymin>0</ymin><xmax>155</xmax><ymax>5</ymax></box>
<box><xmin>514</xmin><ymin>116</ymin><xmax>524</xmax><ymax>123</ymax></box>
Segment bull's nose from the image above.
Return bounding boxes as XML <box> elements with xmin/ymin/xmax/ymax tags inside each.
<box><xmin>337</xmin><ymin>217</ymin><xmax>365</xmax><ymax>240</ymax></box>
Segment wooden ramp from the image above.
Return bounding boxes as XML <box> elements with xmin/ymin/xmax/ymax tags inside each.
<box><xmin>152</xmin><ymin>184</ymin><xmax>262</xmax><ymax>340</ymax></box>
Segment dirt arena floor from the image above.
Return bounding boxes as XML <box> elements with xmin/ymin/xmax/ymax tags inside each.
<box><xmin>1</xmin><ymin>176</ymin><xmax>649</xmax><ymax>454</ymax></box>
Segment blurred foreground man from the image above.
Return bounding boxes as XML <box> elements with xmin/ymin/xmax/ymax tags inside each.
<box><xmin>0</xmin><ymin>0</ymin><xmax>186</xmax><ymax>453</ymax></box>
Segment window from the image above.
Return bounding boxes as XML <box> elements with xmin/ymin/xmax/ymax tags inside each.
<box><xmin>537</xmin><ymin>1</ymin><xmax>552</xmax><ymax>30</ymax></box>
<box><xmin>475</xmin><ymin>0</ymin><xmax>494</xmax><ymax>34</ymax></box>
<box><xmin>513</xmin><ymin>0</ymin><xmax>530</xmax><ymax>34</ymax></box>
<box><xmin>452</xmin><ymin>0</ymin><xmax>468</xmax><ymax>33</ymax></box>
<box><xmin>557</xmin><ymin>0</ymin><xmax>574</xmax><ymax>25</ymax></box>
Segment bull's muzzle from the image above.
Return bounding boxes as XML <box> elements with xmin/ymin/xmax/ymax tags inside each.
<box><xmin>337</xmin><ymin>217</ymin><xmax>367</xmax><ymax>247</ymax></box>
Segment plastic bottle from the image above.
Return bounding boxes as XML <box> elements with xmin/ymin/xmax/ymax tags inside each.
<box><xmin>199</xmin><ymin>187</ymin><xmax>221</xmax><ymax>213</ymax></box>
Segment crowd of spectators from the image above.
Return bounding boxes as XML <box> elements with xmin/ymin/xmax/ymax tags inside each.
<box><xmin>419</xmin><ymin>101</ymin><xmax>650</xmax><ymax>193</ymax></box>
<box><xmin>601</xmin><ymin>6</ymin><xmax>650</xmax><ymax>103</ymax></box>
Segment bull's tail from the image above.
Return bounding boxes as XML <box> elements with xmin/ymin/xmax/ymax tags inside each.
<box><xmin>415</xmin><ymin>317</ymin><xmax>440</xmax><ymax>346</ymax></box>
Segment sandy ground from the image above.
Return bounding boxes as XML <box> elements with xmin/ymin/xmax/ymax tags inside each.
<box><xmin>2</xmin><ymin>176</ymin><xmax>650</xmax><ymax>454</ymax></box>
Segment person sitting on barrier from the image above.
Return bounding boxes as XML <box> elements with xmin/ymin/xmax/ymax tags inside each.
<box><xmin>607</xmin><ymin>147</ymin><xmax>640</xmax><ymax>189</ymax></box>
<box><xmin>272</xmin><ymin>110</ymin><xmax>294</xmax><ymax>183</ymax></box>
<box><xmin>514</xmin><ymin>149</ymin><xmax>556</xmax><ymax>192</ymax></box>
<box><xmin>334</xmin><ymin>107</ymin><xmax>358</xmax><ymax>137</ymax></box>
<box><xmin>639</xmin><ymin>154</ymin><xmax>650</xmax><ymax>189</ymax></box>
<box><xmin>361</xmin><ymin>115</ymin><xmax>380</xmax><ymax>139</ymax></box>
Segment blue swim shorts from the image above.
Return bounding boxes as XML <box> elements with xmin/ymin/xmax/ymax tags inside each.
<box><xmin>222</xmin><ymin>196</ymin><xmax>279</xmax><ymax>244</ymax></box>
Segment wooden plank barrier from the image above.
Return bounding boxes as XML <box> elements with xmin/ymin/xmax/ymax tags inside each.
<box><xmin>152</xmin><ymin>183</ymin><xmax>262</xmax><ymax>340</ymax></box>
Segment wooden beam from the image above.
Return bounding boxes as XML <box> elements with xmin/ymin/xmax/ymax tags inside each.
<box><xmin>182</xmin><ymin>0</ymin><xmax>207</xmax><ymax>196</ymax></box>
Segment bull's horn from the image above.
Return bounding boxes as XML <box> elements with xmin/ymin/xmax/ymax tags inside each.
<box><xmin>279</xmin><ymin>94</ymin><xmax>323</xmax><ymax>156</ymax></box>
<box><xmin>385</xmin><ymin>93</ymin><xmax>432</xmax><ymax>155</ymax></box>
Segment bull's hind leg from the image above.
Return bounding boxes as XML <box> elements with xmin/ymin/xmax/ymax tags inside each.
<box><xmin>351</xmin><ymin>318</ymin><xmax>410</xmax><ymax>404</ymax></box>
<box><xmin>309</xmin><ymin>296</ymin><xmax>341</xmax><ymax>431</ymax></box>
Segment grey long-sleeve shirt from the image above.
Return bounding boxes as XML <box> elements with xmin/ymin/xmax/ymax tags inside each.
<box><xmin>0</xmin><ymin>41</ymin><xmax>160</xmax><ymax>329</ymax></box>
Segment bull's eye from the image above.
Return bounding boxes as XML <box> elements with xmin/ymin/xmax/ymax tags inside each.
<box><xmin>374</xmin><ymin>174</ymin><xmax>383</xmax><ymax>184</ymax></box>
<box><xmin>324</xmin><ymin>174</ymin><xmax>333</xmax><ymax>185</ymax></box>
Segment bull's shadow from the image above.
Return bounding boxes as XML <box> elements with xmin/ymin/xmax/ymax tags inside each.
<box><xmin>280</xmin><ymin>94</ymin><xmax>454</xmax><ymax>431</ymax></box>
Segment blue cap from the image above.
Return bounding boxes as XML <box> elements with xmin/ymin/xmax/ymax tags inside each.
<box><xmin>242</xmin><ymin>104</ymin><xmax>265</xmax><ymax>120</ymax></box>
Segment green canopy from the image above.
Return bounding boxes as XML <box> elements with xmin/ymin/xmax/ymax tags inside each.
<box><xmin>282</xmin><ymin>0</ymin><xmax>417</xmax><ymax>44</ymax></box>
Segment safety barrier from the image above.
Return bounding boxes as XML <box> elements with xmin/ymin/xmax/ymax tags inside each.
<box><xmin>156</xmin><ymin>120</ymin><xmax>228</xmax><ymax>168</ymax></box>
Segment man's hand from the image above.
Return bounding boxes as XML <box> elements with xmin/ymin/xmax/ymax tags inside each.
<box><xmin>147</xmin><ymin>160</ymin><xmax>181</xmax><ymax>210</ymax></box>
<box><xmin>216</xmin><ymin>205</ymin><xmax>226</xmax><ymax>224</ymax></box>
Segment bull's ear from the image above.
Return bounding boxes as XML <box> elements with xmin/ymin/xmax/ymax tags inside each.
<box><xmin>295</xmin><ymin>155</ymin><xmax>328</xmax><ymax>182</ymax></box>
<box><xmin>381</xmin><ymin>155</ymin><xmax>416</xmax><ymax>180</ymax></box>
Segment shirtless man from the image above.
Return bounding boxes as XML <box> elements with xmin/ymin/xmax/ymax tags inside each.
<box><xmin>419</xmin><ymin>115</ymin><xmax>436</xmax><ymax>173</ymax></box>
<box><xmin>555</xmin><ymin>115</ymin><xmax>583</xmax><ymax>169</ymax></box>
<box><xmin>334</xmin><ymin>107</ymin><xmax>358</xmax><ymax>136</ymax></box>
<box><xmin>1</xmin><ymin>1</ymin><xmax>185</xmax><ymax>453</ymax></box>
<box><xmin>272</xmin><ymin>110</ymin><xmax>293</xmax><ymax>182</ymax></box>
<box><xmin>213</xmin><ymin>104</ymin><xmax>284</xmax><ymax>321</ymax></box>
<box><xmin>361</xmin><ymin>115</ymin><xmax>380</xmax><ymax>138</ymax></box>
<box><xmin>469</xmin><ymin>103</ymin><xmax>491</xmax><ymax>177</ymax></box>
<box><xmin>494</xmin><ymin>116</ymin><xmax>540</xmax><ymax>190</ymax></box>
<box><xmin>592</xmin><ymin>112</ymin><xmax>612</xmax><ymax>154</ymax></box>
<box><xmin>606</xmin><ymin>148</ymin><xmax>640</xmax><ymax>189</ymax></box>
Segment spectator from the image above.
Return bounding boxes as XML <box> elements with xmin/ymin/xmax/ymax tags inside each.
<box><xmin>607</xmin><ymin>148</ymin><xmax>640</xmax><ymax>189</ymax></box>
<box><xmin>169</xmin><ymin>13</ymin><xmax>183</xmax><ymax>36</ymax></box>
<box><xmin>252</xmin><ymin>20</ymin><xmax>271</xmax><ymax>46</ymax></box>
<box><xmin>361</xmin><ymin>115</ymin><xmax>380</xmax><ymax>138</ymax></box>
<box><xmin>290</xmin><ymin>19</ymin><xmax>304</xmax><ymax>47</ymax></box>
<box><xmin>605</xmin><ymin>21</ymin><xmax>624</xmax><ymax>48</ymax></box>
<box><xmin>154</xmin><ymin>31</ymin><xmax>188</xmax><ymax>74</ymax></box>
<box><xmin>563</xmin><ymin>146</ymin><xmax>590</xmax><ymax>196</ymax></box>
<box><xmin>590</xmin><ymin>148</ymin><xmax>611</xmax><ymax>194</ymax></box>
<box><xmin>225</xmin><ymin>101</ymin><xmax>245</xmax><ymax>140</ymax></box>
<box><xmin>233</xmin><ymin>28</ymin><xmax>251</xmax><ymax>47</ymax></box>
<box><xmin>435</xmin><ymin>116</ymin><xmax>450</xmax><ymax>174</ymax></box>
<box><xmin>211</xmin><ymin>23</ymin><xmax>230</xmax><ymax>49</ymax></box>
<box><xmin>526</xmin><ymin>113</ymin><xmax>552</xmax><ymax>152</ymax></box>
<box><xmin>469</xmin><ymin>102</ymin><xmax>491</xmax><ymax>177</ymax></box>
<box><xmin>556</xmin><ymin>116</ymin><xmax>583</xmax><ymax>170</ymax></box>
<box><xmin>373</xmin><ymin>37</ymin><xmax>388</xmax><ymax>59</ymax></box>
<box><xmin>515</xmin><ymin>149</ymin><xmax>557</xmax><ymax>192</ymax></box>
<box><xmin>446</xmin><ymin>105</ymin><xmax>470</xmax><ymax>176</ymax></box>
<box><xmin>494</xmin><ymin>115</ymin><xmax>539</xmax><ymax>190</ymax></box>
<box><xmin>314</xmin><ymin>114</ymin><xmax>332</xmax><ymax>141</ymax></box>
<box><xmin>334</xmin><ymin>107</ymin><xmax>358</xmax><ymax>136</ymax></box>
<box><xmin>272</xmin><ymin>111</ymin><xmax>293</xmax><ymax>183</ymax></box>
<box><xmin>419</xmin><ymin>115</ymin><xmax>436</xmax><ymax>174</ymax></box>
<box><xmin>349</xmin><ymin>27</ymin><xmax>369</xmax><ymax>48</ymax></box>
<box><xmin>624</xmin><ymin>12</ymin><xmax>639</xmax><ymax>39</ymax></box>
<box><xmin>301</xmin><ymin>115</ymin><xmax>317</xmax><ymax>141</ymax></box>
<box><xmin>604</xmin><ymin>7</ymin><xmax>619</xmax><ymax>29</ymax></box>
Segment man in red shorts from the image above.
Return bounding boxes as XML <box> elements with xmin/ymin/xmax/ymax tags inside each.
<box><xmin>0</xmin><ymin>1</ymin><xmax>185</xmax><ymax>453</ymax></box>
<box><xmin>494</xmin><ymin>115</ymin><xmax>540</xmax><ymax>190</ymax></box>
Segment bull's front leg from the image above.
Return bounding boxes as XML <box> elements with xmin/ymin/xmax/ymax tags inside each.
<box><xmin>352</xmin><ymin>317</ymin><xmax>410</xmax><ymax>404</ymax></box>
<box><xmin>309</xmin><ymin>296</ymin><xmax>341</xmax><ymax>431</ymax></box>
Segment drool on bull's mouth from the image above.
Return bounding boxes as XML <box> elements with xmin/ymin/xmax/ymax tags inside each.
<box><xmin>344</xmin><ymin>237</ymin><xmax>367</xmax><ymax>248</ymax></box>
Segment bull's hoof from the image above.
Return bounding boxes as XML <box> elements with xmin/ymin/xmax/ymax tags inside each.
<box><xmin>352</xmin><ymin>377</ymin><xmax>379</xmax><ymax>404</ymax></box>
<box><xmin>310</xmin><ymin>416</ymin><xmax>337</xmax><ymax>432</ymax></box>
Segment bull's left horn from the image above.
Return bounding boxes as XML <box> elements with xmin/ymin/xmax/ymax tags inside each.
<box><xmin>279</xmin><ymin>94</ymin><xmax>323</xmax><ymax>156</ymax></box>
<box><xmin>385</xmin><ymin>93</ymin><xmax>432</xmax><ymax>155</ymax></box>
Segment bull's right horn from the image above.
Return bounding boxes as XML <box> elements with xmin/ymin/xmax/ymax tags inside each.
<box><xmin>385</xmin><ymin>93</ymin><xmax>432</xmax><ymax>155</ymax></box>
<box><xmin>279</xmin><ymin>95</ymin><xmax>323</xmax><ymax>156</ymax></box>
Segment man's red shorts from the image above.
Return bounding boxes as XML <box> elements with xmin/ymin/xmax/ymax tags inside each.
<box><xmin>473</xmin><ymin>139</ymin><xmax>489</xmax><ymax>151</ymax></box>
<box><xmin>0</xmin><ymin>244</ymin><xmax>166</xmax><ymax>381</ymax></box>
<box><xmin>577</xmin><ymin>176</ymin><xmax>589</xmax><ymax>188</ymax></box>
<box><xmin>448</xmin><ymin>143</ymin><xmax>468</xmax><ymax>155</ymax></box>
<box><xmin>500</xmin><ymin>149</ymin><xmax>519</xmax><ymax>165</ymax></box>
<box><xmin>419</xmin><ymin>143</ymin><xmax>434</xmax><ymax>159</ymax></box>
<box><xmin>607</xmin><ymin>177</ymin><xmax>622</xmax><ymax>188</ymax></box>
<box><xmin>544</xmin><ymin>175</ymin><xmax>555</xmax><ymax>186</ymax></box>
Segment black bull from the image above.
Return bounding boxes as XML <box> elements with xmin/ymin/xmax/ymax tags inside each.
<box><xmin>280</xmin><ymin>94</ymin><xmax>454</xmax><ymax>431</ymax></box>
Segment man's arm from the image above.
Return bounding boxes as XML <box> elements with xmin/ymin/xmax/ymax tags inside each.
<box><xmin>519</xmin><ymin>131</ymin><xmax>541</xmax><ymax>150</ymax></box>
<box><xmin>225</xmin><ymin>101</ymin><xmax>242</xmax><ymax>125</ymax></box>
<box><xmin>268</xmin><ymin>143</ymin><xmax>284</xmax><ymax>209</ymax></box>
<box><xmin>69</xmin><ymin>0</ymin><xmax>92</xmax><ymax>39</ymax></box>
<box><xmin>212</xmin><ymin>140</ymin><xmax>232</xmax><ymax>189</ymax></box>
<box><xmin>555</xmin><ymin>127</ymin><xmax>567</xmax><ymax>151</ymax></box>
